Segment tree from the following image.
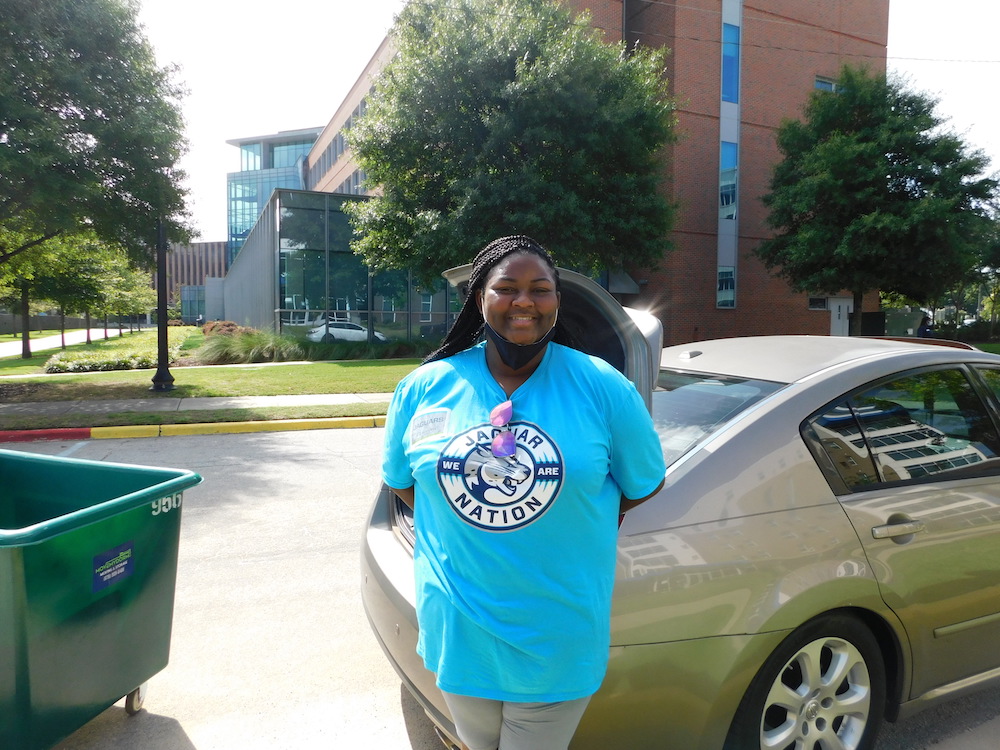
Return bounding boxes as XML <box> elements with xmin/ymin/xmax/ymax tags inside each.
<box><xmin>0</xmin><ymin>235</ymin><xmax>62</xmax><ymax>358</ymax></box>
<box><xmin>756</xmin><ymin>66</ymin><xmax>997</xmax><ymax>334</ymax></box>
<box><xmin>105</xmin><ymin>264</ymin><xmax>157</xmax><ymax>333</ymax></box>
<box><xmin>976</xmin><ymin>226</ymin><xmax>1000</xmax><ymax>338</ymax></box>
<box><xmin>33</xmin><ymin>233</ymin><xmax>124</xmax><ymax>346</ymax></box>
<box><xmin>0</xmin><ymin>0</ymin><xmax>190</xmax><ymax>268</ymax></box>
<box><xmin>345</xmin><ymin>0</ymin><xmax>676</xmax><ymax>282</ymax></box>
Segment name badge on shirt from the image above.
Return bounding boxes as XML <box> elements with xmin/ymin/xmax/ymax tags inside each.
<box><xmin>410</xmin><ymin>408</ymin><xmax>450</xmax><ymax>446</ymax></box>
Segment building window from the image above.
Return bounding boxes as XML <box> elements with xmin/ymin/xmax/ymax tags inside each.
<box><xmin>240</xmin><ymin>143</ymin><xmax>261</xmax><ymax>171</ymax></box>
<box><xmin>815</xmin><ymin>76</ymin><xmax>839</xmax><ymax>92</ymax></box>
<box><xmin>717</xmin><ymin>267</ymin><xmax>735</xmax><ymax>308</ymax></box>
<box><xmin>719</xmin><ymin>141</ymin><xmax>738</xmax><ymax>220</ymax></box>
<box><xmin>809</xmin><ymin>297</ymin><xmax>829</xmax><ymax>310</ymax></box>
<box><xmin>271</xmin><ymin>140</ymin><xmax>314</xmax><ymax>169</ymax></box>
<box><xmin>722</xmin><ymin>23</ymin><xmax>740</xmax><ymax>103</ymax></box>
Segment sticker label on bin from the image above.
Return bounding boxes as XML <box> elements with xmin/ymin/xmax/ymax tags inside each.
<box><xmin>93</xmin><ymin>541</ymin><xmax>135</xmax><ymax>592</ymax></box>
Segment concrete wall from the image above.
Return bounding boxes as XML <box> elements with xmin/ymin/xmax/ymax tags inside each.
<box><xmin>223</xmin><ymin>195</ymin><xmax>279</xmax><ymax>329</ymax></box>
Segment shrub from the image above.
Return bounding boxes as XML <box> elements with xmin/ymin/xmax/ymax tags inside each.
<box><xmin>43</xmin><ymin>329</ymin><xmax>192</xmax><ymax>373</ymax></box>
<box><xmin>300</xmin><ymin>338</ymin><xmax>437</xmax><ymax>361</ymax></box>
<box><xmin>44</xmin><ymin>351</ymin><xmax>161</xmax><ymax>372</ymax></box>
<box><xmin>194</xmin><ymin>329</ymin><xmax>304</xmax><ymax>364</ymax></box>
<box><xmin>203</xmin><ymin>320</ymin><xmax>254</xmax><ymax>337</ymax></box>
<box><xmin>193</xmin><ymin>328</ymin><xmax>438</xmax><ymax>364</ymax></box>
<box><xmin>952</xmin><ymin>320</ymin><xmax>998</xmax><ymax>344</ymax></box>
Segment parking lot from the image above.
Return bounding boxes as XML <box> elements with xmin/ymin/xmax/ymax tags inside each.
<box><xmin>3</xmin><ymin>429</ymin><xmax>998</xmax><ymax>750</ymax></box>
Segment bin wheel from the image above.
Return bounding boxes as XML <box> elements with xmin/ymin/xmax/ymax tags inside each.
<box><xmin>125</xmin><ymin>682</ymin><xmax>147</xmax><ymax>715</ymax></box>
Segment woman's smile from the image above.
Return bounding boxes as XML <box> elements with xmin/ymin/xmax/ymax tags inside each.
<box><xmin>479</xmin><ymin>253</ymin><xmax>560</xmax><ymax>345</ymax></box>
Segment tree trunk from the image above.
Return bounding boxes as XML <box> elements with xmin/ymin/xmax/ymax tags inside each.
<box><xmin>851</xmin><ymin>289</ymin><xmax>865</xmax><ymax>336</ymax></box>
<box><xmin>85</xmin><ymin>310</ymin><xmax>92</xmax><ymax>344</ymax></box>
<box><xmin>19</xmin><ymin>285</ymin><xmax>31</xmax><ymax>359</ymax></box>
<box><xmin>59</xmin><ymin>307</ymin><xmax>66</xmax><ymax>349</ymax></box>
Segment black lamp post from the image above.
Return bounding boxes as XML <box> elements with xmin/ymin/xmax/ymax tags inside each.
<box><xmin>150</xmin><ymin>216</ymin><xmax>174</xmax><ymax>391</ymax></box>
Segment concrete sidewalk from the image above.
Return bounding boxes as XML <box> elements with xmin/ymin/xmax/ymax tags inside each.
<box><xmin>0</xmin><ymin>392</ymin><xmax>395</xmax><ymax>441</ymax></box>
<box><xmin>0</xmin><ymin>392</ymin><xmax>394</xmax><ymax>416</ymax></box>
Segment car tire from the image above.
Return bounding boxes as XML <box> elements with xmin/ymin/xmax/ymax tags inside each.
<box><xmin>723</xmin><ymin>613</ymin><xmax>886</xmax><ymax>750</ymax></box>
<box><xmin>322</xmin><ymin>333</ymin><xmax>335</xmax><ymax>343</ymax></box>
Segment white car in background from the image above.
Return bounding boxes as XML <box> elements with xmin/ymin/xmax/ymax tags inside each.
<box><xmin>305</xmin><ymin>320</ymin><xmax>387</xmax><ymax>343</ymax></box>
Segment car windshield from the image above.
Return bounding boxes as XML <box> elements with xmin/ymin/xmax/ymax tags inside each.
<box><xmin>653</xmin><ymin>369</ymin><xmax>784</xmax><ymax>466</ymax></box>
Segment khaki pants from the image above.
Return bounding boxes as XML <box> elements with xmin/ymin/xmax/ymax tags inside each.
<box><xmin>441</xmin><ymin>691</ymin><xmax>592</xmax><ymax>750</ymax></box>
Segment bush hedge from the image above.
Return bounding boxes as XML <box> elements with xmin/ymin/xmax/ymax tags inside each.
<box><xmin>43</xmin><ymin>330</ymin><xmax>192</xmax><ymax>373</ymax></box>
<box><xmin>192</xmin><ymin>328</ymin><xmax>439</xmax><ymax>365</ymax></box>
<box><xmin>202</xmin><ymin>320</ymin><xmax>254</xmax><ymax>337</ymax></box>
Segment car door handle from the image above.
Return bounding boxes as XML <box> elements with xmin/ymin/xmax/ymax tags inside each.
<box><xmin>872</xmin><ymin>520</ymin><xmax>926</xmax><ymax>539</ymax></box>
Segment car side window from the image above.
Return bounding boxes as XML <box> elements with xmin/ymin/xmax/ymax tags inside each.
<box><xmin>974</xmin><ymin>366</ymin><xmax>1000</xmax><ymax>405</ymax></box>
<box><xmin>809</xmin><ymin>368</ymin><xmax>1000</xmax><ymax>491</ymax></box>
<box><xmin>808</xmin><ymin>401</ymin><xmax>882</xmax><ymax>490</ymax></box>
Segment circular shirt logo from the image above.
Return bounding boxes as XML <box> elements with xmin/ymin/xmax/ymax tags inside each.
<box><xmin>437</xmin><ymin>421</ymin><xmax>563</xmax><ymax>531</ymax></box>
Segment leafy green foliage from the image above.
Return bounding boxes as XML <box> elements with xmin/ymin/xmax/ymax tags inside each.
<box><xmin>345</xmin><ymin>0</ymin><xmax>676</xmax><ymax>281</ymax></box>
<box><xmin>195</xmin><ymin>329</ymin><xmax>305</xmax><ymax>365</ymax></box>
<box><xmin>301</xmin><ymin>338</ymin><xmax>438</xmax><ymax>361</ymax></box>
<box><xmin>1</xmin><ymin>232</ymin><xmax>157</xmax><ymax>358</ymax></box>
<box><xmin>757</xmin><ymin>67</ymin><xmax>997</xmax><ymax>325</ymax></box>
<box><xmin>0</xmin><ymin>0</ymin><xmax>190</xmax><ymax>267</ymax></box>
<box><xmin>193</xmin><ymin>327</ymin><xmax>438</xmax><ymax>365</ymax></box>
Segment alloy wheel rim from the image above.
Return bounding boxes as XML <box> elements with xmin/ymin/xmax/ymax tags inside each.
<box><xmin>760</xmin><ymin>636</ymin><xmax>872</xmax><ymax>749</ymax></box>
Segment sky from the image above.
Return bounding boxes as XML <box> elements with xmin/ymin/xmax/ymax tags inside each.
<box><xmin>137</xmin><ymin>0</ymin><xmax>1000</xmax><ymax>242</ymax></box>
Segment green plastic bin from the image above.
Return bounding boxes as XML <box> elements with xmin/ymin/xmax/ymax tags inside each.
<box><xmin>0</xmin><ymin>448</ymin><xmax>202</xmax><ymax>750</ymax></box>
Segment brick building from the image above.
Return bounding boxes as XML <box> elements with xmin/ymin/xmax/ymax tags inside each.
<box><xmin>613</xmin><ymin>0</ymin><xmax>889</xmax><ymax>343</ymax></box>
<box><xmin>153</xmin><ymin>240</ymin><xmax>228</xmax><ymax>322</ymax></box>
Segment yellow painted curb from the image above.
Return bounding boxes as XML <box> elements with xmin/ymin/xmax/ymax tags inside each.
<box><xmin>92</xmin><ymin>425</ymin><xmax>161</xmax><ymax>439</ymax></box>
<box><xmin>160</xmin><ymin>416</ymin><xmax>382</xmax><ymax>437</ymax></box>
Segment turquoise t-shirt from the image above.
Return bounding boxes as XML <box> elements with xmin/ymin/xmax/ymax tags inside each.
<box><xmin>382</xmin><ymin>342</ymin><xmax>665</xmax><ymax>702</ymax></box>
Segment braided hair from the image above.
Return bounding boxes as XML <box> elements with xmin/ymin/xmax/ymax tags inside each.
<box><xmin>424</xmin><ymin>235</ymin><xmax>573</xmax><ymax>363</ymax></box>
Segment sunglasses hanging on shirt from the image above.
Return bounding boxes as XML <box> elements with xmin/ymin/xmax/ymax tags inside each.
<box><xmin>489</xmin><ymin>400</ymin><xmax>516</xmax><ymax>457</ymax></box>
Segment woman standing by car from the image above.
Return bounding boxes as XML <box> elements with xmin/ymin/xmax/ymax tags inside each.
<box><xmin>382</xmin><ymin>235</ymin><xmax>665</xmax><ymax>750</ymax></box>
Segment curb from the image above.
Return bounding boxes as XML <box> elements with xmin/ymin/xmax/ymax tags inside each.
<box><xmin>0</xmin><ymin>415</ymin><xmax>388</xmax><ymax>443</ymax></box>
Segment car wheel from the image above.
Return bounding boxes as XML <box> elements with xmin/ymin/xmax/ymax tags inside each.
<box><xmin>322</xmin><ymin>333</ymin><xmax>335</xmax><ymax>343</ymax></box>
<box><xmin>724</xmin><ymin>614</ymin><xmax>885</xmax><ymax>750</ymax></box>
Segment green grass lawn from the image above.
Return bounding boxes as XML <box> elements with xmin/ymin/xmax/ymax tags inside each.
<box><xmin>0</xmin><ymin>359</ymin><xmax>418</xmax><ymax>401</ymax></box>
<box><xmin>0</xmin><ymin>328</ymin><xmax>418</xmax><ymax>430</ymax></box>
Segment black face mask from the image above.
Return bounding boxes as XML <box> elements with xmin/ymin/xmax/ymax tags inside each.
<box><xmin>483</xmin><ymin>319</ymin><xmax>557</xmax><ymax>371</ymax></box>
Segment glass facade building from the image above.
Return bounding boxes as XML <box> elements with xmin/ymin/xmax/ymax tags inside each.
<box><xmin>222</xmin><ymin>190</ymin><xmax>458</xmax><ymax>343</ymax></box>
<box><xmin>226</xmin><ymin>129</ymin><xmax>322</xmax><ymax>266</ymax></box>
<box><xmin>180</xmin><ymin>285</ymin><xmax>206</xmax><ymax>323</ymax></box>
